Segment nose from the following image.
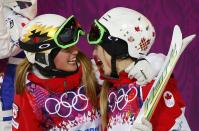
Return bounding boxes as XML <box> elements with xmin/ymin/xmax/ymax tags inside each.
<box><xmin>92</xmin><ymin>47</ymin><xmax>97</xmax><ymax>57</ymax></box>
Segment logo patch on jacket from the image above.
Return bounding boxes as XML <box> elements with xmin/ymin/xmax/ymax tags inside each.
<box><xmin>163</xmin><ymin>91</ymin><xmax>175</xmax><ymax>108</ymax></box>
<box><xmin>12</xmin><ymin>103</ymin><xmax>19</xmax><ymax>129</ymax></box>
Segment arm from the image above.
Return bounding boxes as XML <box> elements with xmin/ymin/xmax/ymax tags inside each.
<box><xmin>131</xmin><ymin>118</ymin><xmax>152</xmax><ymax>131</ymax></box>
<box><xmin>169</xmin><ymin>107</ymin><xmax>191</xmax><ymax>131</ymax></box>
<box><xmin>0</xmin><ymin>5</ymin><xmax>29</xmax><ymax>59</ymax></box>
<box><xmin>12</xmin><ymin>92</ymin><xmax>42</xmax><ymax>131</ymax></box>
<box><xmin>145</xmin><ymin>77</ymin><xmax>190</xmax><ymax>131</ymax></box>
<box><xmin>0</xmin><ymin>0</ymin><xmax>11</xmax><ymax>56</ymax></box>
<box><xmin>0</xmin><ymin>0</ymin><xmax>7</xmax><ymax>35</ymax></box>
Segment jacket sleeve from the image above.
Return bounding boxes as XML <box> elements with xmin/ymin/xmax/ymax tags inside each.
<box><xmin>12</xmin><ymin>92</ymin><xmax>43</xmax><ymax>131</ymax></box>
<box><xmin>0</xmin><ymin>6</ymin><xmax>29</xmax><ymax>59</ymax></box>
<box><xmin>169</xmin><ymin>107</ymin><xmax>191</xmax><ymax>131</ymax></box>
<box><xmin>142</xmin><ymin>77</ymin><xmax>189</xmax><ymax>131</ymax></box>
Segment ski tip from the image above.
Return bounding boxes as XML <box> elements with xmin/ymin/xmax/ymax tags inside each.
<box><xmin>183</xmin><ymin>34</ymin><xmax>196</xmax><ymax>44</ymax></box>
<box><xmin>173</xmin><ymin>25</ymin><xmax>182</xmax><ymax>35</ymax></box>
<box><xmin>190</xmin><ymin>34</ymin><xmax>196</xmax><ymax>41</ymax></box>
<box><xmin>174</xmin><ymin>25</ymin><xmax>180</xmax><ymax>31</ymax></box>
<box><xmin>172</xmin><ymin>25</ymin><xmax>182</xmax><ymax>43</ymax></box>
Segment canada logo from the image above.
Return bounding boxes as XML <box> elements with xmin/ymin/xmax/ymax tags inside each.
<box><xmin>163</xmin><ymin>91</ymin><xmax>175</xmax><ymax>108</ymax></box>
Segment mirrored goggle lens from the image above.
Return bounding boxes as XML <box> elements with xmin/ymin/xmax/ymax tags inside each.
<box><xmin>88</xmin><ymin>22</ymin><xmax>100</xmax><ymax>42</ymax></box>
<box><xmin>55</xmin><ymin>16</ymin><xmax>84</xmax><ymax>48</ymax></box>
<box><xmin>88</xmin><ymin>20</ymin><xmax>105</xmax><ymax>44</ymax></box>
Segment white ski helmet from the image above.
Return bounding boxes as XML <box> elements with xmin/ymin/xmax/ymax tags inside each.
<box><xmin>19</xmin><ymin>14</ymin><xmax>84</xmax><ymax>77</ymax></box>
<box><xmin>88</xmin><ymin>7</ymin><xmax>155</xmax><ymax>59</ymax></box>
<box><xmin>88</xmin><ymin>7</ymin><xmax>156</xmax><ymax>78</ymax></box>
<box><xmin>3</xmin><ymin>0</ymin><xmax>37</xmax><ymax>19</ymax></box>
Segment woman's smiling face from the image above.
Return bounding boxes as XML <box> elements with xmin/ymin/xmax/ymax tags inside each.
<box><xmin>54</xmin><ymin>46</ymin><xmax>79</xmax><ymax>72</ymax></box>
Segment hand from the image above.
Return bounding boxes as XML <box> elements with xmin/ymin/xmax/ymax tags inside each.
<box><xmin>131</xmin><ymin>118</ymin><xmax>152</xmax><ymax>131</ymax></box>
<box><xmin>125</xmin><ymin>59</ymin><xmax>155</xmax><ymax>85</ymax></box>
<box><xmin>125</xmin><ymin>53</ymin><xmax>165</xmax><ymax>85</ymax></box>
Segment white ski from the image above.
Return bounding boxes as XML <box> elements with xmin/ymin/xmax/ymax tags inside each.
<box><xmin>135</xmin><ymin>25</ymin><xmax>196</xmax><ymax>123</ymax></box>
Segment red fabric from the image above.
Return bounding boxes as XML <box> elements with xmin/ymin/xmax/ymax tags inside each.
<box><xmin>142</xmin><ymin>77</ymin><xmax>185</xmax><ymax>131</ymax></box>
<box><xmin>106</xmin><ymin>72</ymin><xmax>136</xmax><ymax>88</ymax></box>
<box><xmin>12</xmin><ymin>92</ymin><xmax>43</xmax><ymax>131</ymax></box>
<box><xmin>107</xmin><ymin>72</ymin><xmax>185</xmax><ymax>131</ymax></box>
<box><xmin>27</xmin><ymin>67</ymin><xmax>82</xmax><ymax>93</ymax></box>
<box><xmin>12</xmin><ymin>68</ymin><xmax>83</xmax><ymax>130</ymax></box>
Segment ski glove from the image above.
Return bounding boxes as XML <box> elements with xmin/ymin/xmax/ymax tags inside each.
<box><xmin>130</xmin><ymin>118</ymin><xmax>152</xmax><ymax>131</ymax></box>
<box><xmin>125</xmin><ymin>53</ymin><xmax>165</xmax><ymax>85</ymax></box>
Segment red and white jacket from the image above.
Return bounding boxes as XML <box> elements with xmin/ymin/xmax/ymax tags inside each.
<box><xmin>12</xmin><ymin>69</ymin><xmax>101</xmax><ymax>131</ymax></box>
<box><xmin>106</xmin><ymin>72</ymin><xmax>190</xmax><ymax>131</ymax></box>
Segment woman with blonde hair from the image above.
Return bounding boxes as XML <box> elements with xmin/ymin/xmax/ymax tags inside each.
<box><xmin>88</xmin><ymin>7</ymin><xmax>191</xmax><ymax>131</ymax></box>
<box><xmin>12</xmin><ymin>14</ymin><xmax>101</xmax><ymax>130</ymax></box>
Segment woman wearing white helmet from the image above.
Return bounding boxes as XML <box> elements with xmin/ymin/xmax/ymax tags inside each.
<box><xmin>12</xmin><ymin>14</ymin><xmax>101</xmax><ymax>131</ymax></box>
<box><xmin>0</xmin><ymin>0</ymin><xmax>37</xmax><ymax>130</ymax></box>
<box><xmin>88</xmin><ymin>7</ymin><xmax>190</xmax><ymax>131</ymax></box>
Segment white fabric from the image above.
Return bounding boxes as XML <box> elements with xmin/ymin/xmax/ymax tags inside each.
<box><xmin>125</xmin><ymin>53</ymin><xmax>165</xmax><ymax>85</ymax></box>
<box><xmin>131</xmin><ymin>118</ymin><xmax>152</xmax><ymax>131</ymax></box>
<box><xmin>169</xmin><ymin>108</ymin><xmax>191</xmax><ymax>131</ymax></box>
<box><xmin>0</xmin><ymin>6</ymin><xmax>29</xmax><ymax>59</ymax></box>
<box><xmin>49</xmin><ymin>119</ymin><xmax>101</xmax><ymax>131</ymax></box>
<box><xmin>0</xmin><ymin>121</ymin><xmax>12</xmax><ymax>131</ymax></box>
<box><xmin>3</xmin><ymin>0</ymin><xmax>37</xmax><ymax>19</ymax></box>
<box><xmin>0</xmin><ymin>101</ymin><xmax>12</xmax><ymax>119</ymax></box>
<box><xmin>8</xmin><ymin>56</ymin><xmax>23</xmax><ymax>64</ymax></box>
<box><xmin>0</xmin><ymin>0</ymin><xmax>7</xmax><ymax>35</ymax></box>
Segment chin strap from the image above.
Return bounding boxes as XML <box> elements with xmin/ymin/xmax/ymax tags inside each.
<box><xmin>34</xmin><ymin>47</ymin><xmax>80</xmax><ymax>77</ymax></box>
<box><xmin>110</xmin><ymin>56</ymin><xmax>119</xmax><ymax>78</ymax></box>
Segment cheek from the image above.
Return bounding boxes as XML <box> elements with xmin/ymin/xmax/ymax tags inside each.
<box><xmin>54</xmin><ymin>56</ymin><xmax>63</xmax><ymax>68</ymax></box>
<box><xmin>104</xmin><ymin>51</ymin><xmax>112</xmax><ymax>68</ymax></box>
<box><xmin>54</xmin><ymin>52</ymin><xmax>68</xmax><ymax>68</ymax></box>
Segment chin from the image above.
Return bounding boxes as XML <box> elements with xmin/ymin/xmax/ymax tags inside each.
<box><xmin>70</xmin><ymin>65</ymin><xmax>78</xmax><ymax>71</ymax></box>
<box><xmin>62</xmin><ymin>64</ymin><xmax>78</xmax><ymax>72</ymax></box>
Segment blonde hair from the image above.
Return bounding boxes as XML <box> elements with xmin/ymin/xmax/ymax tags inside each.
<box><xmin>100</xmin><ymin>58</ymin><xmax>133</xmax><ymax>130</ymax></box>
<box><xmin>100</xmin><ymin>80</ymin><xmax>111</xmax><ymax>130</ymax></box>
<box><xmin>15</xmin><ymin>51</ymin><xmax>98</xmax><ymax>108</ymax></box>
<box><xmin>15</xmin><ymin>58</ymin><xmax>32</xmax><ymax>94</ymax></box>
<box><xmin>77</xmin><ymin>51</ymin><xmax>98</xmax><ymax>108</ymax></box>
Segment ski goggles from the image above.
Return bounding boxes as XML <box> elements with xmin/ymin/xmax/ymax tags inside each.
<box><xmin>54</xmin><ymin>15</ymin><xmax>85</xmax><ymax>49</ymax></box>
<box><xmin>19</xmin><ymin>15</ymin><xmax>85</xmax><ymax>52</ymax></box>
<box><xmin>88</xmin><ymin>19</ymin><xmax>130</xmax><ymax>59</ymax></box>
<box><xmin>87</xmin><ymin>19</ymin><xmax>107</xmax><ymax>45</ymax></box>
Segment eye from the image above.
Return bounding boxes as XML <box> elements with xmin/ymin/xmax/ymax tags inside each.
<box><xmin>115</xmin><ymin>38</ymin><xmax>118</xmax><ymax>41</ymax></box>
